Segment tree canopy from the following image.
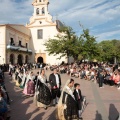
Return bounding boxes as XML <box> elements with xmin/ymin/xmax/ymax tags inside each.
<box><xmin>98</xmin><ymin>40</ymin><xmax>120</xmax><ymax>63</ymax></box>
<box><xmin>79</xmin><ymin>29</ymin><xmax>99</xmax><ymax>61</ymax></box>
<box><xmin>44</xmin><ymin>25</ymin><xmax>120</xmax><ymax>63</ymax></box>
<box><xmin>44</xmin><ymin>26</ymin><xmax>78</xmax><ymax>60</ymax></box>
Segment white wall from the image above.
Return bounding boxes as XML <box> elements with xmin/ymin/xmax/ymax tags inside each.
<box><xmin>30</xmin><ymin>25</ymin><xmax>67</xmax><ymax>64</ymax></box>
<box><xmin>6</xmin><ymin>26</ymin><xmax>30</xmax><ymax>48</ymax></box>
<box><xmin>5</xmin><ymin>25</ymin><xmax>32</xmax><ymax>64</ymax></box>
<box><xmin>27</xmin><ymin>0</ymin><xmax>67</xmax><ymax>64</ymax></box>
<box><xmin>0</xmin><ymin>26</ymin><xmax>6</xmax><ymax>64</ymax></box>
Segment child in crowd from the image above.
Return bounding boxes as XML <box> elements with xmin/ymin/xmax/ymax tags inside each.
<box><xmin>73</xmin><ymin>83</ymin><xmax>83</xmax><ymax>120</ymax></box>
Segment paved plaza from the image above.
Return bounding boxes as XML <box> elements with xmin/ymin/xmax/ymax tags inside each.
<box><xmin>5</xmin><ymin>69</ymin><xmax>120</xmax><ymax>120</ymax></box>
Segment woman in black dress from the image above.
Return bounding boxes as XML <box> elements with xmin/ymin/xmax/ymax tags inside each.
<box><xmin>36</xmin><ymin>69</ymin><xmax>52</xmax><ymax>109</ymax></box>
<box><xmin>57</xmin><ymin>79</ymin><xmax>78</xmax><ymax>120</ymax></box>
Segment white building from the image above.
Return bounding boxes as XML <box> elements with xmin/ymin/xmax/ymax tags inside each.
<box><xmin>0</xmin><ymin>24</ymin><xmax>32</xmax><ymax>65</ymax></box>
<box><xmin>0</xmin><ymin>0</ymin><xmax>67</xmax><ymax>65</ymax></box>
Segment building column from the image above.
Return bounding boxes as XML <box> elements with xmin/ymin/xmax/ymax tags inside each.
<box><xmin>39</xmin><ymin>8</ymin><xmax>42</xmax><ymax>15</ymax></box>
<box><xmin>15</xmin><ymin>54</ymin><xmax>18</xmax><ymax>64</ymax></box>
<box><xmin>23</xmin><ymin>55</ymin><xmax>25</xmax><ymax>64</ymax></box>
<box><xmin>45</xmin><ymin>6</ymin><xmax>48</xmax><ymax>15</ymax></box>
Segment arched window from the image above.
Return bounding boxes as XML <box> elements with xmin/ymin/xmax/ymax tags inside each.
<box><xmin>9</xmin><ymin>54</ymin><xmax>14</xmax><ymax>64</ymax></box>
<box><xmin>17</xmin><ymin>54</ymin><xmax>23</xmax><ymax>66</ymax></box>
<box><xmin>42</xmin><ymin>7</ymin><xmax>45</xmax><ymax>14</ymax></box>
<box><xmin>36</xmin><ymin>8</ymin><xmax>39</xmax><ymax>15</ymax></box>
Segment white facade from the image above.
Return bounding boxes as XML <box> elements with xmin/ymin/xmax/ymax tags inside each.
<box><xmin>0</xmin><ymin>26</ymin><xmax>6</xmax><ymax>64</ymax></box>
<box><xmin>26</xmin><ymin>0</ymin><xmax>67</xmax><ymax>65</ymax></box>
<box><xmin>0</xmin><ymin>24</ymin><xmax>32</xmax><ymax>65</ymax></box>
<box><xmin>0</xmin><ymin>0</ymin><xmax>67</xmax><ymax>65</ymax></box>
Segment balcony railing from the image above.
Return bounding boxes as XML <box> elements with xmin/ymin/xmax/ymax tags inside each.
<box><xmin>7</xmin><ymin>45</ymin><xmax>32</xmax><ymax>53</ymax></box>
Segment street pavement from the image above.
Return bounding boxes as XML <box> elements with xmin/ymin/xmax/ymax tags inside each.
<box><xmin>4</xmin><ymin>69</ymin><xmax>120</xmax><ymax>120</ymax></box>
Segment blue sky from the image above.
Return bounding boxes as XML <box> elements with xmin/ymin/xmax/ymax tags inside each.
<box><xmin>0</xmin><ymin>0</ymin><xmax>120</xmax><ymax>42</ymax></box>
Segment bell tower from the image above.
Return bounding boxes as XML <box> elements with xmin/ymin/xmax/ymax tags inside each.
<box><xmin>26</xmin><ymin>0</ymin><xmax>67</xmax><ymax>65</ymax></box>
<box><xmin>26</xmin><ymin>0</ymin><xmax>53</xmax><ymax>27</ymax></box>
<box><xmin>32</xmin><ymin>0</ymin><xmax>49</xmax><ymax>17</ymax></box>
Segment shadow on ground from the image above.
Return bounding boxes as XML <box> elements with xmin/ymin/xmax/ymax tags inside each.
<box><xmin>95</xmin><ymin>110</ymin><xmax>102</xmax><ymax>120</ymax></box>
<box><xmin>109</xmin><ymin>104</ymin><xmax>119</xmax><ymax>120</ymax></box>
<box><xmin>5</xmin><ymin>72</ymin><xmax>56</xmax><ymax>120</ymax></box>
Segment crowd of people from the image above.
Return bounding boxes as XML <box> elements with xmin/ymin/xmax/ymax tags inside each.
<box><xmin>0</xmin><ymin>62</ymin><xmax>120</xmax><ymax>120</ymax></box>
<box><xmin>6</xmin><ymin>63</ymin><xmax>86</xmax><ymax>120</ymax></box>
<box><xmin>50</xmin><ymin>63</ymin><xmax>120</xmax><ymax>89</ymax></box>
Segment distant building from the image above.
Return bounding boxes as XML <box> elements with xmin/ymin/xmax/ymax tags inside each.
<box><xmin>0</xmin><ymin>0</ymin><xmax>67</xmax><ymax>65</ymax></box>
<box><xmin>0</xmin><ymin>24</ymin><xmax>32</xmax><ymax>65</ymax></box>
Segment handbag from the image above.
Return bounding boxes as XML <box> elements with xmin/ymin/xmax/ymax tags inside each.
<box><xmin>54</xmin><ymin>88</ymin><xmax>61</xmax><ymax>98</ymax></box>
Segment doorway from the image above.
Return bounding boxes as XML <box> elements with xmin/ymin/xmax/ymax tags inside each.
<box><xmin>37</xmin><ymin>56</ymin><xmax>43</xmax><ymax>63</ymax></box>
<box><xmin>17</xmin><ymin>54</ymin><xmax>23</xmax><ymax>66</ymax></box>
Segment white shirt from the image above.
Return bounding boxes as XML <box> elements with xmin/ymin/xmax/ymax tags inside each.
<box><xmin>91</xmin><ymin>71</ymin><xmax>95</xmax><ymax>75</ymax></box>
<box><xmin>54</xmin><ymin>74</ymin><xmax>59</xmax><ymax>88</ymax></box>
<box><xmin>40</xmin><ymin>64</ymin><xmax>42</xmax><ymax>68</ymax></box>
<box><xmin>76</xmin><ymin>89</ymin><xmax>78</xmax><ymax>93</ymax></box>
<box><xmin>86</xmin><ymin>70</ymin><xmax>89</xmax><ymax>76</ymax></box>
<box><xmin>70</xmin><ymin>69</ymin><xmax>73</xmax><ymax>73</ymax></box>
<box><xmin>76</xmin><ymin>89</ymin><xmax>80</xmax><ymax>99</ymax></box>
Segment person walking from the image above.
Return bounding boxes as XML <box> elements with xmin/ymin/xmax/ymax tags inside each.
<box><xmin>57</xmin><ymin>79</ymin><xmax>78</xmax><ymax>120</ymax></box>
<box><xmin>36</xmin><ymin>69</ymin><xmax>52</xmax><ymax>110</ymax></box>
<box><xmin>49</xmin><ymin>68</ymin><xmax>61</xmax><ymax>106</ymax></box>
<box><xmin>73</xmin><ymin>83</ymin><xmax>83</xmax><ymax>119</ymax></box>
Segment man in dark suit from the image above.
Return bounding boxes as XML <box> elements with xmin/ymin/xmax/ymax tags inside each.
<box><xmin>49</xmin><ymin>68</ymin><xmax>61</xmax><ymax>106</ymax></box>
<box><xmin>98</xmin><ymin>70</ymin><xmax>104</xmax><ymax>88</ymax></box>
<box><xmin>73</xmin><ymin>83</ymin><xmax>83</xmax><ymax>119</ymax></box>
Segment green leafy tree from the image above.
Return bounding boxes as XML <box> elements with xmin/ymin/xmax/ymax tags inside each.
<box><xmin>98</xmin><ymin>40</ymin><xmax>120</xmax><ymax>63</ymax></box>
<box><xmin>44</xmin><ymin>25</ymin><xmax>100</xmax><ymax>62</ymax></box>
<box><xmin>44</xmin><ymin>26</ymin><xmax>79</xmax><ymax>62</ymax></box>
<box><xmin>78</xmin><ymin>29</ymin><xmax>100</xmax><ymax>61</ymax></box>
